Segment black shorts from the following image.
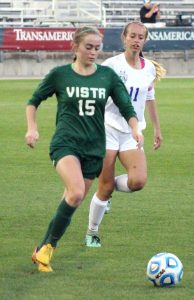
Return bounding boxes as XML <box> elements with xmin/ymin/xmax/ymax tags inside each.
<box><xmin>50</xmin><ymin>147</ymin><xmax>103</xmax><ymax>180</ymax></box>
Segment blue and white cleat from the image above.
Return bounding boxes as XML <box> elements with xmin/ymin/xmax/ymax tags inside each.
<box><xmin>85</xmin><ymin>235</ymin><xmax>101</xmax><ymax>247</ymax></box>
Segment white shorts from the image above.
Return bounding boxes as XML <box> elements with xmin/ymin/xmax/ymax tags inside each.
<box><xmin>105</xmin><ymin>123</ymin><xmax>142</xmax><ymax>152</ymax></box>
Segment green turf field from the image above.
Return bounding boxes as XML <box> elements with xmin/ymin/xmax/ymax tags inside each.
<box><xmin>0</xmin><ymin>78</ymin><xmax>194</xmax><ymax>299</ymax></box>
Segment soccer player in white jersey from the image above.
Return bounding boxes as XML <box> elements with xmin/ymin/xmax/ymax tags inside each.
<box><xmin>85</xmin><ymin>21</ymin><xmax>166</xmax><ymax>247</ymax></box>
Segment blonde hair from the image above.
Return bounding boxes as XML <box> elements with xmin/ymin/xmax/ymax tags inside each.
<box><xmin>121</xmin><ymin>21</ymin><xmax>166</xmax><ymax>82</ymax></box>
<box><xmin>72</xmin><ymin>26</ymin><xmax>103</xmax><ymax>61</ymax></box>
<box><xmin>150</xmin><ymin>60</ymin><xmax>166</xmax><ymax>82</ymax></box>
<box><xmin>121</xmin><ymin>21</ymin><xmax>149</xmax><ymax>43</ymax></box>
<box><xmin>73</xmin><ymin>26</ymin><xmax>103</xmax><ymax>46</ymax></box>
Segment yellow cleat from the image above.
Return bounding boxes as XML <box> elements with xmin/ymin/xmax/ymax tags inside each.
<box><xmin>35</xmin><ymin>244</ymin><xmax>54</xmax><ymax>265</ymax></box>
<box><xmin>38</xmin><ymin>262</ymin><xmax>53</xmax><ymax>272</ymax></box>
<box><xmin>32</xmin><ymin>245</ymin><xmax>54</xmax><ymax>272</ymax></box>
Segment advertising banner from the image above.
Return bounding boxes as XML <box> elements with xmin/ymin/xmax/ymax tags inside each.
<box><xmin>103</xmin><ymin>27</ymin><xmax>194</xmax><ymax>52</ymax></box>
<box><xmin>145</xmin><ymin>27</ymin><xmax>194</xmax><ymax>51</ymax></box>
<box><xmin>0</xmin><ymin>27</ymin><xmax>194</xmax><ymax>52</ymax></box>
<box><xmin>1</xmin><ymin>28</ymin><xmax>76</xmax><ymax>50</ymax></box>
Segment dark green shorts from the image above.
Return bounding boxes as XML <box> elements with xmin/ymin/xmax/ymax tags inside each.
<box><xmin>50</xmin><ymin>147</ymin><xmax>103</xmax><ymax>180</ymax></box>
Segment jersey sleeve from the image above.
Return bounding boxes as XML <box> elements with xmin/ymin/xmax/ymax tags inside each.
<box><xmin>146</xmin><ymin>84</ymin><xmax>155</xmax><ymax>101</ymax></box>
<box><xmin>27</xmin><ymin>68</ymin><xmax>56</xmax><ymax>108</ymax></box>
<box><xmin>109</xmin><ymin>69</ymin><xmax>137</xmax><ymax>121</ymax></box>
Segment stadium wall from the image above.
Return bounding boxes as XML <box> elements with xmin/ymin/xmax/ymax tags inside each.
<box><xmin>0</xmin><ymin>51</ymin><xmax>194</xmax><ymax>78</ymax></box>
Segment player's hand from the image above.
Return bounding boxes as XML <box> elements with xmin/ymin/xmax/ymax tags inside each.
<box><xmin>132</xmin><ymin>129</ymin><xmax>144</xmax><ymax>149</ymax></box>
<box><xmin>136</xmin><ymin>133</ymin><xmax>144</xmax><ymax>149</ymax></box>
<box><xmin>25</xmin><ymin>129</ymin><xmax>39</xmax><ymax>148</ymax></box>
<box><xmin>153</xmin><ymin>134</ymin><xmax>163</xmax><ymax>150</ymax></box>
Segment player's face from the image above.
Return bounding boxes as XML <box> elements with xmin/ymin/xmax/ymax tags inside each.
<box><xmin>124</xmin><ymin>24</ymin><xmax>146</xmax><ymax>54</ymax></box>
<box><xmin>75</xmin><ymin>34</ymin><xmax>102</xmax><ymax>66</ymax></box>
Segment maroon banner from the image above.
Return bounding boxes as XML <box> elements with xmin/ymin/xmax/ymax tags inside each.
<box><xmin>2</xmin><ymin>28</ymin><xmax>76</xmax><ymax>51</ymax></box>
<box><xmin>1</xmin><ymin>27</ymin><xmax>105</xmax><ymax>51</ymax></box>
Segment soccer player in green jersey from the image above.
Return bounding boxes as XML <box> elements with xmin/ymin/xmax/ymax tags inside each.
<box><xmin>25</xmin><ymin>26</ymin><xmax>144</xmax><ymax>272</ymax></box>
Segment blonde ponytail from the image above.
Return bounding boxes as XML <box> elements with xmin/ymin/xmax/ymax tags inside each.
<box><xmin>149</xmin><ymin>60</ymin><xmax>166</xmax><ymax>83</ymax></box>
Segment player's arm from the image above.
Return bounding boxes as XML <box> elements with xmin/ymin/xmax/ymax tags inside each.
<box><xmin>146</xmin><ymin>60</ymin><xmax>165</xmax><ymax>149</ymax></box>
<box><xmin>25</xmin><ymin>105</ymin><xmax>39</xmax><ymax>148</ymax></box>
<box><xmin>25</xmin><ymin>68</ymin><xmax>56</xmax><ymax>148</ymax></box>
<box><xmin>146</xmin><ymin>99</ymin><xmax>162</xmax><ymax>150</ymax></box>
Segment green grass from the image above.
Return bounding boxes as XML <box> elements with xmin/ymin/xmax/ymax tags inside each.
<box><xmin>0</xmin><ymin>78</ymin><xmax>194</xmax><ymax>300</ymax></box>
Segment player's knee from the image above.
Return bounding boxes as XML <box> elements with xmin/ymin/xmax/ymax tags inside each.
<box><xmin>67</xmin><ymin>189</ymin><xmax>85</xmax><ymax>206</ymax></box>
<box><xmin>128</xmin><ymin>178</ymin><xmax>146</xmax><ymax>192</ymax></box>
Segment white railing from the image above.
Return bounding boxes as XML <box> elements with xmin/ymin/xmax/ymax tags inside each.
<box><xmin>0</xmin><ymin>0</ymin><xmax>193</xmax><ymax>28</ymax></box>
<box><xmin>54</xmin><ymin>0</ymin><xmax>104</xmax><ymax>25</ymax></box>
<box><xmin>0</xmin><ymin>0</ymin><xmax>105</xmax><ymax>27</ymax></box>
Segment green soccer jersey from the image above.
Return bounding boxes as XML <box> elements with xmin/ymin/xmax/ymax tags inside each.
<box><xmin>27</xmin><ymin>64</ymin><xmax>137</xmax><ymax>158</ymax></box>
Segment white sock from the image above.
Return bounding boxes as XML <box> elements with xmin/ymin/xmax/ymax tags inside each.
<box><xmin>88</xmin><ymin>193</ymin><xmax>108</xmax><ymax>234</ymax></box>
<box><xmin>115</xmin><ymin>174</ymin><xmax>131</xmax><ymax>193</ymax></box>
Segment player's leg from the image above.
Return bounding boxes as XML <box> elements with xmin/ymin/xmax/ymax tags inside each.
<box><xmin>106</xmin><ymin>132</ymin><xmax>146</xmax><ymax>214</ymax></box>
<box><xmin>117</xmin><ymin>148</ymin><xmax>147</xmax><ymax>192</ymax></box>
<box><xmin>33</xmin><ymin>155</ymin><xmax>93</xmax><ymax>271</ymax></box>
<box><xmin>42</xmin><ymin>155</ymin><xmax>88</xmax><ymax>246</ymax></box>
<box><xmin>85</xmin><ymin>149</ymin><xmax>118</xmax><ymax>247</ymax></box>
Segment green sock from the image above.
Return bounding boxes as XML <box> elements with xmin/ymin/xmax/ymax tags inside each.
<box><xmin>39</xmin><ymin>217</ymin><xmax>55</xmax><ymax>249</ymax></box>
<box><xmin>44</xmin><ymin>199</ymin><xmax>76</xmax><ymax>248</ymax></box>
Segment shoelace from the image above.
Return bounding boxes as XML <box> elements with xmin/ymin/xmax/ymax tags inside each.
<box><xmin>92</xmin><ymin>236</ymin><xmax>101</xmax><ymax>243</ymax></box>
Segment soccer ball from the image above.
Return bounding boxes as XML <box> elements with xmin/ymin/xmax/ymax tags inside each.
<box><xmin>146</xmin><ymin>252</ymin><xmax>183</xmax><ymax>287</ymax></box>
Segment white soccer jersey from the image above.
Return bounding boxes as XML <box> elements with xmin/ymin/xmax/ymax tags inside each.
<box><xmin>103</xmin><ymin>53</ymin><xmax>156</xmax><ymax>133</ymax></box>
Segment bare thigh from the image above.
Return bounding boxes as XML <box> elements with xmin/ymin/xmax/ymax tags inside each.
<box><xmin>118</xmin><ymin>149</ymin><xmax>147</xmax><ymax>191</ymax></box>
<box><xmin>56</xmin><ymin>155</ymin><xmax>93</xmax><ymax>206</ymax></box>
<box><xmin>97</xmin><ymin>149</ymin><xmax>118</xmax><ymax>200</ymax></box>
